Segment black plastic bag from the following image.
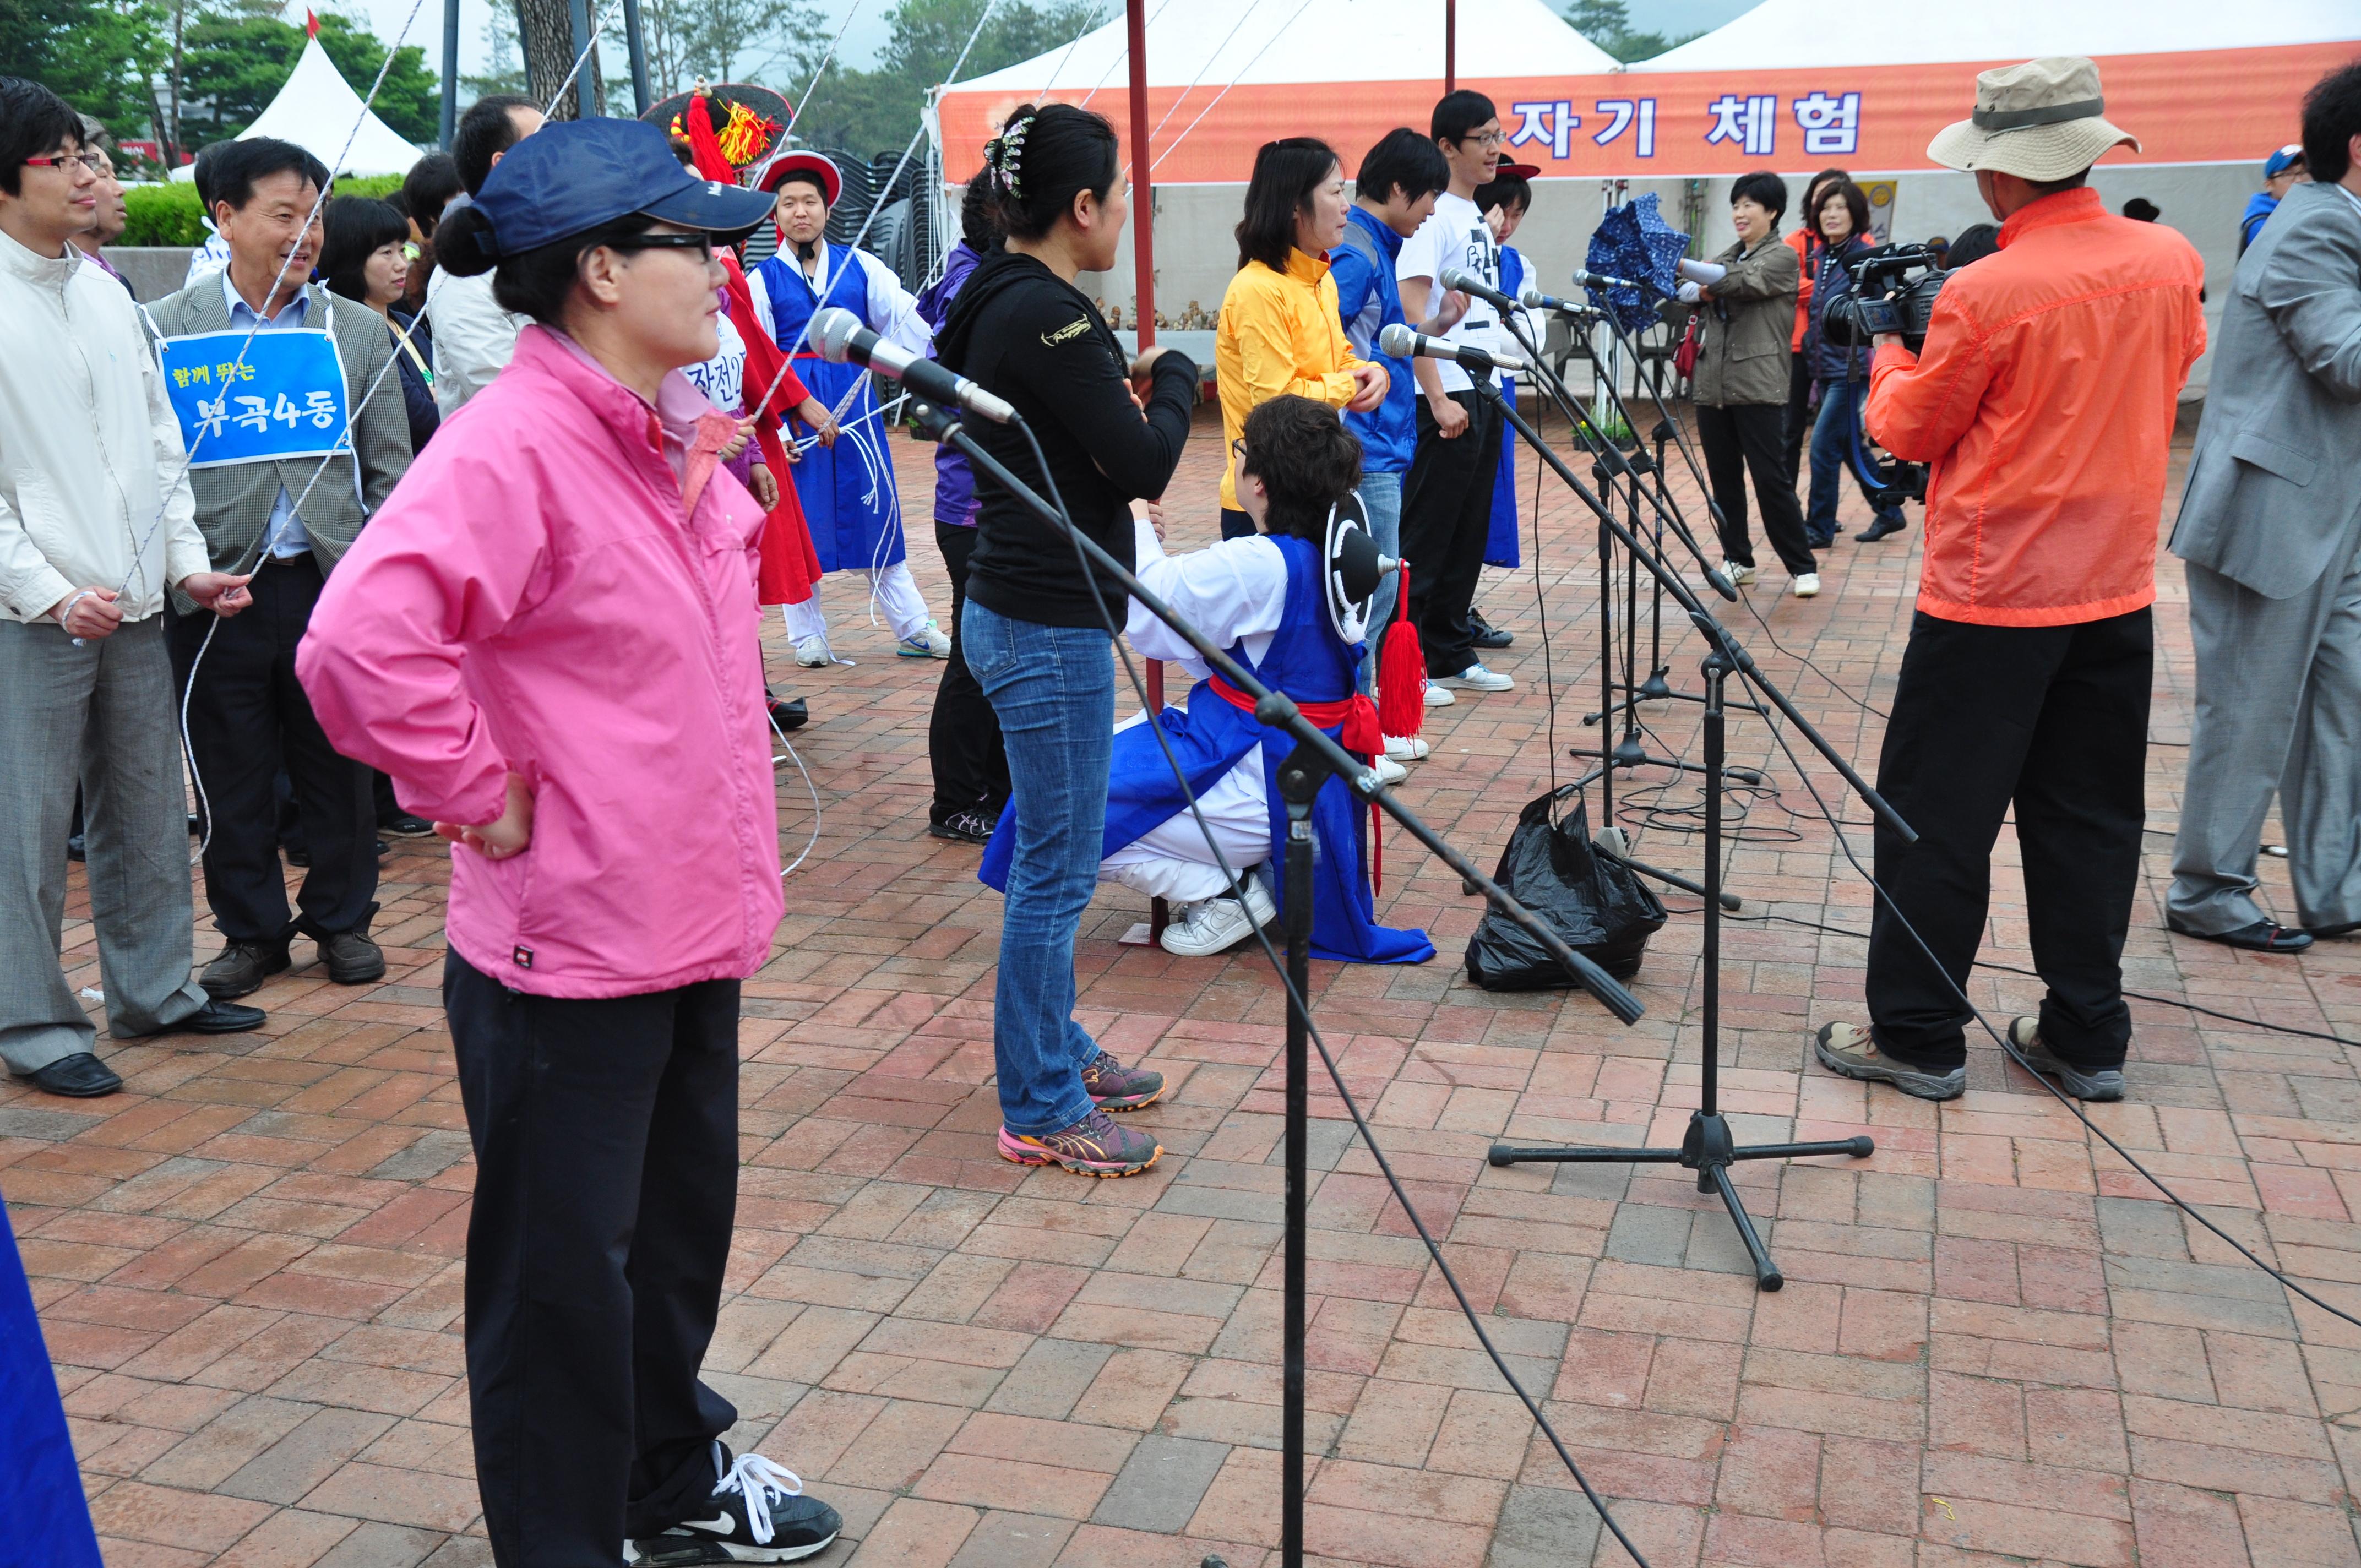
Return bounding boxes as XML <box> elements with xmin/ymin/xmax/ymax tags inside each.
<box><xmin>1465</xmin><ymin>788</ymin><xmax>1667</xmax><ymax>989</ymax></box>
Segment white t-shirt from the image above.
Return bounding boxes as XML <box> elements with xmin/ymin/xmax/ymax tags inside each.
<box><xmin>1395</xmin><ymin>190</ymin><xmax>1504</xmax><ymax>395</ymax></box>
<box><xmin>682</xmin><ymin>310</ymin><xmax>748</xmax><ymax>413</ymax></box>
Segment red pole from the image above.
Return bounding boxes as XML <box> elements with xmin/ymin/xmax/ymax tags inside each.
<box><xmin>1125</xmin><ymin>0</ymin><xmax>1156</xmax><ymax>348</ymax></box>
<box><xmin>1444</xmin><ymin>0</ymin><xmax>1455</xmax><ymax>91</ymax></box>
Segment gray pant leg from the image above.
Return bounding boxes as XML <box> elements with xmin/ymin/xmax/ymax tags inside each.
<box><xmin>81</xmin><ymin>616</ymin><xmax>209</xmax><ymax>1037</ymax></box>
<box><xmin>2169</xmin><ymin>557</ymin><xmax>2344</xmax><ymax>934</ymax></box>
<box><xmin>2281</xmin><ymin>539</ymin><xmax>2361</xmax><ymax>930</ymax></box>
<box><xmin>0</xmin><ymin>620</ymin><xmax>102</xmax><ymax>1073</ymax></box>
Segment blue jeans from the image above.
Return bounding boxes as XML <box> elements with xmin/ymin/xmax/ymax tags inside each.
<box><xmin>1808</xmin><ymin>377</ymin><xmax>1902</xmax><ymax>536</ymax></box>
<box><xmin>1356</xmin><ymin>469</ymin><xmax>1403</xmax><ymax>695</ymax></box>
<box><xmin>961</xmin><ymin>598</ymin><xmax>1113</xmax><ymax>1136</ymax></box>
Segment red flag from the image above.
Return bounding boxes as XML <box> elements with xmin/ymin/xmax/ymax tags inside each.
<box><xmin>305</xmin><ymin>9</ymin><xmax>319</xmax><ymax>36</ymax></box>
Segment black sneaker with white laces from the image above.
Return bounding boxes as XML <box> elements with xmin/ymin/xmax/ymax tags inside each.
<box><xmin>624</xmin><ymin>1445</ymin><xmax>841</xmax><ymax>1564</ymax></box>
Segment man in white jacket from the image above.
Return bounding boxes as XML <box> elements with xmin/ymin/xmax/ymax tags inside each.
<box><xmin>431</xmin><ymin>94</ymin><xmax>542</xmax><ymax>418</ymax></box>
<box><xmin>0</xmin><ymin>78</ymin><xmax>265</xmax><ymax>1098</ymax></box>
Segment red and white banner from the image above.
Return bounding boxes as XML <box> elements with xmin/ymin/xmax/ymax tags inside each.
<box><xmin>938</xmin><ymin>42</ymin><xmax>2349</xmax><ymax>184</ymax></box>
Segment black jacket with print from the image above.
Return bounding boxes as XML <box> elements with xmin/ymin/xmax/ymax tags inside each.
<box><xmin>937</xmin><ymin>248</ymin><xmax>1198</xmax><ymax>629</ymax></box>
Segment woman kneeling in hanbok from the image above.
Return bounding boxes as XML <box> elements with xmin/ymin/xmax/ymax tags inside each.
<box><xmin>982</xmin><ymin>395</ymin><xmax>1433</xmax><ymax>963</ymax></box>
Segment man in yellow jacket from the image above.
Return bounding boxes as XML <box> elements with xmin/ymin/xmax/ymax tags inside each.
<box><xmin>1215</xmin><ymin>137</ymin><xmax>1387</xmax><ymax>540</ymax></box>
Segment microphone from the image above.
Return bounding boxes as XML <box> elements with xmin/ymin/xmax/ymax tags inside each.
<box><xmin>1519</xmin><ymin>285</ymin><xmax>1597</xmax><ymax>316</ymax></box>
<box><xmin>811</xmin><ymin>306</ymin><xmax>1016</xmax><ymax>426</ymax></box>
<box><xmin>1571</xmin><ymin>268</ymin><xmax>1656</xmax><ymax>295</ymax></box>
<box><xmin>1439</xmin><ymin>264</ymin><xmax>1518</xmax><ymax>315</ymax></box>
<box><xmin>1377</xmin><ymin>322</ymin><xmax>1526</xmax><ymax>375</ymax></box>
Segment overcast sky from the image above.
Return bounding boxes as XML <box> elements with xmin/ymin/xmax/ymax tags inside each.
<box><xmin>347</xmin><ymin>0</ymin><xmax>1758</xmax><ymax>96</ymax></box>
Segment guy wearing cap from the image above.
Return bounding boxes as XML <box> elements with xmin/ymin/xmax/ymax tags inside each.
<box><xmin>1814</xmin><ymin>56</ymin><xmax>2206</xmax><ymax>1107</ymax></box>
<box><xmin>746</xmin><ymin>150</ymin><xmax>949</xmax><ymax>664</ymax></box>
<box><xmin>2167</xmin><ymin>60</ymin><xmax>2361</xmax><ymax>955</ymax></box>
<box><xmin>2242</xmin><ymin>144</ymin><xmax>2309</xmax><ymax>255</ymax></box>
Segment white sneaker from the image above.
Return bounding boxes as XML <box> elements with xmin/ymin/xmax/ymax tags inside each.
<box><xmin>793</xmin><ymin>635</ymin><xmax>833</xmax><ymax>668</ymax></box>
<box><xmin>1384</xmin><ymin>734</ymin><xmax>1430</xmax><ymax>761</ymax></box>
<box><xmin>897</xmin><ymin>620</ymin><xmax>951</xmax><ymax>658</ymax></box>
<box><xmin>1161</xmin><ymin>876</ymin><xmax>1277</xmax><ymax>957</ymax></box>
<box><xmin>1722</xmin><ymin>560</ymin><xmax>1758</xmax><ymax>587</ymax></box>
<box><xmin>1423</xmin><ymin>682</ymin><xmax>1456</xmax><ymax>708</ymax></box>
<box><xmin>1792</xmin><ymin>573</ymin><xmax>1820</xmax><ymax>598</ymax></box>
<box><xmin>1372</xmin><ymin>753</ymin><xmax>1408</xmax><ymax>785</ymax></box>
<box><xmin>1435</xmin><ymin>662</ymin><xmax>1514</xmax><ymax>693</ymax></box>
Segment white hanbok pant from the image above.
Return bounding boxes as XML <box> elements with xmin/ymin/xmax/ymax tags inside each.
<box><xmin>780</xmin><ymin>559</ymin><xmax>932</xmax><ymax>644</ymax></box>
<box><xmin>1097</xmin><ymin>725</ymin><xmax>1272</xmax><ymax>903</ymax></box>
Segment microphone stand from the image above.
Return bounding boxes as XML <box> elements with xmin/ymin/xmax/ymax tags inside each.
<box><xmin>1469</xmin><ymin>376</ymin><xmax>1907</xmax><ymax>1291</ymax></box>
<box><xmin>904</xmin><ymin>399</ymin><xmax>1643</xmax><ymax>1568</ymax></box>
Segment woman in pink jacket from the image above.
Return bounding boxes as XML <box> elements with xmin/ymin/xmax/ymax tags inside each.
<box><xmin>297</xmin><ymin>121</ymin><xmax>841</xmax><ymax>1568</ymax></box>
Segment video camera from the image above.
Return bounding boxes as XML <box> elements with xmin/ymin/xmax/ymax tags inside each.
<box><xmin>1821</xmin><ymin>244</ymin><xmax>1947</xmax><ymax>354</ymax></box>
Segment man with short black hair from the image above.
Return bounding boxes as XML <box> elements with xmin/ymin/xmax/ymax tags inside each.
<box><xmin>2168</xmin><ymin>59</ymin><xmax>2361</xmax><ymax>952</ymax></box>
<box><xmin>64</xmin><ymin>130</ymin><xmax>132</xmax><ymax>296</ymax></box>
<box><xmin>1332</xmin><ymin>126</ymin><xmax>1444</xmax><ymax>722</ymax></box>
<box><xmin>2242</xmin><ymin>143</ymin><xmax>2309</xmax><ymax>254</ymax></box>
<box><xmin>1396</xmin><ymin>90</ymin><xmax>1514</xmax><ymax>699</ymax></box>
<box><xmin>148</xmin><ymin>135</ymin><xmax>412</xmax><ymax>1003</ymax></box>
<box><xmin>434</xmin><ymin>94</ymin><xmax>543</xmax><ymax>414</ymax></box>
<box><xmin>1813</xmin><ymin>57</ymin><xmax>2205</xmax><ymax>1106</ymax></box>
<box><xmin>1</xmin><ymin>77</ymin><xmax>266</xmax><ymax>1098</ymax></box>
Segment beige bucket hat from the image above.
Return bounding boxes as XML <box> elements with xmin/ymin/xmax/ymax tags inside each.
<box><xmin>1927</xmin><ymin>56</ymin><xmax>2140</xmax><ymax>182</ymax></box>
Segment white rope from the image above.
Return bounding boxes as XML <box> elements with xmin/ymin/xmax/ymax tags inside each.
<box><xmin>786</xmin><ymin>0</ymin><xmax>867</xmax><ymax>130</ymax></box>
<box><xmin>1149</xmin><ymin>0</ymin><xmax>1318</xmax><ymax>172</ymax></box>
<box><xmin>1137</xmin><ymin>1</ymin><xmax>1259</xmax><ymax>165</ymax></box>
<box><xmin>1076</xmin><ymin>0</ymin><xmax>1177</xmax><ymax>107</ymax></box>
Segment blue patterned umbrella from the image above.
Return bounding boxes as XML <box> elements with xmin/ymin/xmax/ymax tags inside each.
<box><xmin>1584</xmin><ymin>192</ymin><xmax>1691</xmax><ymax>333</ymax></box>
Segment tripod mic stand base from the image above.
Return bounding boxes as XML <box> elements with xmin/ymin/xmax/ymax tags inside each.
<box><xmin>1488</xmin><ymin>1114</ymin><xmax>1874</xmax><ymax>1292</ymax></box>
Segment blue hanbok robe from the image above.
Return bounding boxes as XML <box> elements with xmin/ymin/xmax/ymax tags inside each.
<box><xmin>748</xmin><ymin>243</ymin><xmax>929</xmax><ymax>573</ymax></box>
<box><xmin>0</xmin><ymin>1197</ymin><xmax>104</xmax><ymax>1568</ymax></box>
<box><xmin>1486</xmin><ymin>246</ymin><xmax>1527</xmax><ymax>569</ymax></box>
<box><xmin>981</xmin><ymin>533</ymin><xmax>1432</xmax><ymax>965</ymax></box>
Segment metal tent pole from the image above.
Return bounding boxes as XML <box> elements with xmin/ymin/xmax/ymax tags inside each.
<box><xmin>439</xmin><ymin>0</ymin><xmax>460</xmax><ymax>147</ymax></box>
<box><xmin>1125</xmin><ymin>0</ymin><xmax>1170</xmax><ymax>940</ymax></box>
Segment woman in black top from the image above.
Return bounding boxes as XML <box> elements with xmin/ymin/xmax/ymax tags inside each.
<box><xmin>935</xmin><ymin>102</ymin><xmax>1196</xmax><ymax>1177</ymax></box>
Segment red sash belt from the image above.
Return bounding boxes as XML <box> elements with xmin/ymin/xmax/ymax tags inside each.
<box><xmin>1206</xmin><ymin>675</ymin><xmax>1389</xmax><ymax>893</ymax></box>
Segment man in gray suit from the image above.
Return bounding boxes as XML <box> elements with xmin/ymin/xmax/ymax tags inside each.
<box><xmin>148</xmin><ymin>138</ymin><xmax>412</xmax><ymax>998</ymax></box>
<box><xmin>2168</xmin><ymin>62</ymin><xmax>2361</xmax><ymax>954</ymax></box>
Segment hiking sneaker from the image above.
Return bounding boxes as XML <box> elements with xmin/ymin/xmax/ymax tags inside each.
<box><xmin>1813</xmin><ymin>1021</ymin><xmax>1965</xmax><ymax>1102</ymax></box>
<box><xmin>1161</xmin><ymin>876</ymin><xmax>1277</xmax><ymax>957</ymax></box>
<box><xmin>792</xmin><ymin>635</ymin><xmax>833</xmax><ymax>668</ymax></box>
<box><xmin>2005</xmin><ymin>1016</ymin><xmax>2125</xmax><ymax>1102</ymax></box>
<box><xmin>897</xmin><ymin>621</ymin><xmax>951</xmax><ymax>658</ymax></box>
<box><xmin>1372</xmin><ymin>752</ymin><xmax>1408</xmax><ymax>786</ymax></box>
<box><xmin>624</xmin><ymin>1444</ymin><xmax>840</xmax><ymax>1564</ymax></box>
<box><xmin>928</xmin><ymin>807</ymin><xmax>996</xmax><ymax>844</ymax></box>
<box><xmin>998</xmin><ymin>1108</ymin><xmax>1162</xmax><ymax>1177</ymax></box>
<box><xmin>1423</xmin><ymin>682</ymin><xmax>1456</xmax><ymax>708</ymax></box>
<box><xmin>1792</xmin><ymin>572</ymin><xmax>1820</xmax><ymax>598</ymax></box>
<box><xmin>1081</xmin><ymin>1049</ymin><xmax>1165</xmax><ymax>1110</ymax></box>
<box><xmin>1384</xmin><ymin>734</ymin><xmax>1430</xmax><ymax>761</ymax></box>
<box><xmin>1722</xmin><ymin>560</ymin><xmax>1758</xmax><ymax>587</ymax></box>
<box><xmin>1435</xmin><ymin>662</ymin><xmax>1513</xmax><ymax>693</ymax></box>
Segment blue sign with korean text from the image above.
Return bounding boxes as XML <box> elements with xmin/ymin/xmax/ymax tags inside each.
<box><xmin>157</xmin><ymin>329</ymin><xmax>351</xmax><ymax>469</ymax></box>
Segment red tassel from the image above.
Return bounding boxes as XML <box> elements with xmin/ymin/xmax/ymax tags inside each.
<box><xmin>1375</xmin><ymin>564</ymin><xmax>1425</xmax><ymax>742</ymax></box>
<box><xmin>685</xmin><ymin>89</ymin><xmax>737</xmax><ymax>186</ymax></box>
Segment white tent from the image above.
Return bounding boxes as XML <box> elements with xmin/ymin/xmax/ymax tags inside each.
<box><xmin>171</xmin><ymin>36</ymin><xmax>423</xmax><ymax>182</ymax></box>
<box><xmin>1637</xmin><ymin>0</ymin><xmax>2354</xmax><ymax>72</ymax></box>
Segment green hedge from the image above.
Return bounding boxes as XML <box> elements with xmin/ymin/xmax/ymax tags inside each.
<box><xmin>119</xmin><ymin>171</ymin><xmax>409</xmax><ymax>248</ymax></box>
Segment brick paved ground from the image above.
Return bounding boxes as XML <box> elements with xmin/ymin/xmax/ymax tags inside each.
<box><xmin>13</xmin><ymin>397</ymin><xmax>2361</xmax><ymax>1568</ymax></box>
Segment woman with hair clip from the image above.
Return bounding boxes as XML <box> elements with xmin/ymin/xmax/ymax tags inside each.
<box><xmin>296</xmin><ymin>119</ymin><xmax>843</xmax><ymax>1568</ymax></box>
<box><xmin>933</xmin><ymin>102</ymin><xmax>1199</xmax><ymax>1178</ymax></box>
<box><xmin>982</xmin><ymin>395</ymin><xmax>1435</xmax><ymax>967</ymax></box>
<box><xmin>1782</xmin><ymin>166</ymin><xmax>1851</xmax><ymax>489</ymax></box>
<box><xmin>1802</xmin><ymin>177</ymin><xmax>1909</xmax><ymax>546</ymax></box>
<box><xmin>1214</xmin><ymin>137</ymin><xmax>1389</xmax><ymax>542</ymax></box>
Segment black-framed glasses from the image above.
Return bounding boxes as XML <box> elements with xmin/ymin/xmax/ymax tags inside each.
<box><xmin>610</xmin><ymin>232</ymin><xmax>717</xmax><ymax>261</ymax></box>
<box><xmin>24</xmin><ymin>150</ymin><xmax>106</xmax><ymax>173</ymax></box>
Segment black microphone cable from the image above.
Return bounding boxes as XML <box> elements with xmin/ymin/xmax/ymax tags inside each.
<box><xmin>989</xmin><ymin>411</ymin><xmax>1661</xmax><ymax>1567</ymax></box>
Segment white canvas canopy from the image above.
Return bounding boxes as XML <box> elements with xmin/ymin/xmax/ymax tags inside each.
<box><xmin>171</xmin><ymin>36</ymin><xmax>423</xmax><ymax>182</ymax></box>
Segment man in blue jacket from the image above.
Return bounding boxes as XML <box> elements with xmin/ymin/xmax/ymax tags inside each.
<box><xmin>1330</xmin><ymin>127</ymin><xmax>1447</xmax><ymax>745</ymax></box>
<box><xmin>2241</xmin><ymin>143</ymin><xmax>2308</xmax><ymax>254</ymax></box>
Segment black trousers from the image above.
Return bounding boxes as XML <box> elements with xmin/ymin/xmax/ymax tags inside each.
<box><xmin>1400</xmin><ymin>388</ymin><xmax>1504</xmax><ymax>676</ymax></box>
<box><xmin>167</xmin><ymin>554</ymin><xmax>376</xmax><ymax>944</ymax></box>
<box><xmin>1781</xmin><ymin>349</ymin><xmax>1813</xmax><ymax>486</ymax></box>
<box><xmin>928</xmin><ymin>522</ymin><xmax>1010</xmax><ymax>823</ymax></box>
<box><xmin>445</xmin><ymin>951</ymin><xmax>740</xmax><ymax>1567</ymax></box>
<box><xmin>1867</xmin><ymin>609</ymin><xmax>2151</xmax><ymax>1071</ymax></box>
<box><xmin>1696</xmin><ymin>401</ymin><xmax>1816</xmax><ymax>577</ymax></box>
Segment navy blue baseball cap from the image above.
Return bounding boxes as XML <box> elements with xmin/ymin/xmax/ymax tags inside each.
<box><xmin>472</xmin><ymin>118</ymin><xmax>775</xmax><ymax>257</ymax></box>
<box><xmin>2264</xmin><ymin>144</ymin><xmax>2306</xmax><ymax>179</ymax></box>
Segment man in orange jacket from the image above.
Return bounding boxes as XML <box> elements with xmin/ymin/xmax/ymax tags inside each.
<box><xmin>1813</xmin><ymin>57</ymin><xmax>2206</xmax><ymax>1106</ymax></box>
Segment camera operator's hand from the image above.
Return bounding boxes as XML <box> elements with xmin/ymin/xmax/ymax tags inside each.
<box><xmin>1873</xmin><ymin>333</ymin><xmax>1903</xmax><ymax>352</ymax></box>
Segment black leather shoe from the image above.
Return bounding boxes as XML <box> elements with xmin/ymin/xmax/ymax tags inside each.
<box><xmin>379</xmin><ymin>813</ymin><xmax>436</xmax><ymax>837</ymax></box>
<box><xmin>2305</xmin><ymin>920</ymin><xmax>2359</xmax><ymax>940</ymax></box>
<box><xmin>1855</xmin><ymin>516</ymin><xmax>1907</xmax><ymax>543</ymax></box>
<box><xmin>319</xmin><ymin>928</ymin><xmax>387</xmax><ymax>986</ymax></box>
<box><xmin>283</xmin><ymin>844</ymin><xmax>309</xmax><ymax>867</ymax></box>
<box><xmin>67</xmin><ymin>832</ymin><xmax>87</xmax><ymax>862</ymax></box>
<box><xmin>2173</xmin><ymin>919</ymin><xmax>2314</xmax><ymax>954</ymax></box>
<box><xmin>25</xmin><ymin>1053</ymin><xmax>122</xmax><ymax>1098</ymax></box>
<box><xmin>201</xmin><ymin>939</ymin><xmax>291</xmax><ymax>999</ymax></box>
<box><xmin>767</xmin><ymin>692</ymin><xmax>809</xmax><ymax>732</ymax></box>
<box><xmin>142</xmin><ymin>999</ymin><xmax>268</xmax><ymax>1037</ymax></box>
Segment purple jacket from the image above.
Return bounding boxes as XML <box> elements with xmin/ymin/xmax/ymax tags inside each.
<box><xmin>916</xmin><ymin>242</ymin><xmax>986</xmax><ymax>526</ymax></box>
